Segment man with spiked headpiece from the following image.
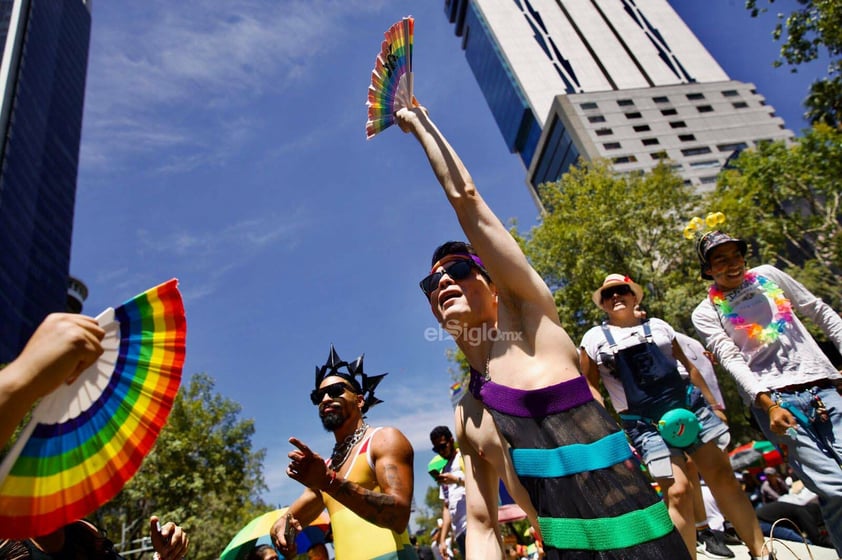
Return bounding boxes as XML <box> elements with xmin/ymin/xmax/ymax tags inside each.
<box><xmin>690</xmin><ymin>215</ymin><xmax>842</xmax><ymax>556</ymax></box>
<box><xmin>271</xmin><ymin>346</ymin><xmax>418</xmax><ymax>560</ymax></box>
<box><xmin>394</xmin><ymin>105</ymin><xmax>690</xmax><ymax>559</ymax></box>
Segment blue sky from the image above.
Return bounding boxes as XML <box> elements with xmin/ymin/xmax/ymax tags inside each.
<box><xmin>70</xmin><ymin>0</ymin><xmax>827</xmax><ymax>526</ymax></box>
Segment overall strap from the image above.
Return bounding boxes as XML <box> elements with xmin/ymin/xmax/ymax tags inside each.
<box><xmin>600</xmin><ymin>322</ymin><xmax>618</xmax><ymax>351</ymax></box>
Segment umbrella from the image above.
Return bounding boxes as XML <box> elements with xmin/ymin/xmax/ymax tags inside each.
<box><xmin>220</xmin><ymin>508</ymin><xmax>331</xmax><ymax>560</ymax></box>
<box><xmin>729</xmin><ymin>440</ymin><xmax>783</xmax><ymax>473</ymax></box>
<box><xmin>0</xmin><ymin>280</ymin><xmax>185</xmax><ymax>539</ymax></box>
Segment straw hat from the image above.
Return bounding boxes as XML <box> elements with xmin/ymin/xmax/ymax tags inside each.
<box><xmin>591</xmin><ymin>274</ymin><xmax>644</xmax><ymax>308</ymax></box>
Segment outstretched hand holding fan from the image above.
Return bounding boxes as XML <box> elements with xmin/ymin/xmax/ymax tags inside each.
<box><xmin>366</xmin><ymin>16</ymin><xmax>415</xmax><ymax>139</ymax></box>
<box><xmin>0</xmin><ymin>279</ymin><xmax>186</xmax><ymax>539</ymax></box>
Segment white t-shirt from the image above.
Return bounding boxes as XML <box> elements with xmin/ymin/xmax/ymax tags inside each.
<box><xmin>580</xmin><ymin>318</ymin><xmax>677</xmax><ymax>412</ymax></box>
<box><xmin>438</xmin><ymin>449</ymin><xmax>467</xmax><ymax>538</ymax></box>
<box><xmin>675</xmin><ymin>332</ymin><xmax>725</xmax><ymax>407</ymax></box>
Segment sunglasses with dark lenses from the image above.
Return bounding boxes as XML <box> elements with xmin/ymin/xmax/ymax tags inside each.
<box><xmin>432</xmin><ymin>441</ymin><xmax>450</xmax><ymax>453</ymax></box>
<box><xmin>419</xmin><ymin>260</ymin><xmax>477</xmax><ymax>298</ymax></box>
<box><xmin>601</xmin><ymin>284</ymin><xmax>633</xmax><ymax>301</ymax></box>
<box><xmin>310</xmin><ymin>382</ymin><xmax>354</xmax><ymax>405</ymax></box>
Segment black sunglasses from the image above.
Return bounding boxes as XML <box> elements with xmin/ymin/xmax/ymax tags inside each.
<box><xmin>420</xmin><ymin>260</ymin><xmax>478</xmax><ymax>298</ymax></box>
<box><xmin>310</xmin><ymin>382</ymin><xmax>354</xmax><ymax>405</ymax></box>
<box><xmin>601</xmin><ymin>284</ymin><xmax>633</xmax><ymax>301</ymax></box>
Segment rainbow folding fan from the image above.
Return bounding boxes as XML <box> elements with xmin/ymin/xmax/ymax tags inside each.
<box><xmin>0</xmin><ymin>279</ymin><xmax>186</xmax><ymax>538</ymax></box>
<box><xmin>365</xmin><ymin>16</ymin><xmax>414</xmax><ymax>139</ymax></box>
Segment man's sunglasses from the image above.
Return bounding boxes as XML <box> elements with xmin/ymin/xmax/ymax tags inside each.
<box><xmin>419</xmin><ymin>260</ymin><xmax>479</xmax><ymax>298</ymax></box>
<box><xmin>432</xmin><ymin>441</ymin><xmax>451</xmax><ymax>453</ymax></box>
<box><xmin>601</xmin><ymin>284</ymin><xmax>632</xmax><ymax>301</ymax></box>
<box><xmin>310</xmin><ymin>382</ymin><xmax>355</xmax><ymax>405</ymax></box>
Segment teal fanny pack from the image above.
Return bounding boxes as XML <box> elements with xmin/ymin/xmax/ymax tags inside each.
<box><xmin>657</xmin><ymin>408</ymin><xmax>701</xmax><ymax>448</ymax></box>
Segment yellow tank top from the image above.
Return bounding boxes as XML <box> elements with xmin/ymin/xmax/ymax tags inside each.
<box><xmin>323</xmin><ymin>427</ymin><xmax>417</xmax><ymax>560</ymax></box>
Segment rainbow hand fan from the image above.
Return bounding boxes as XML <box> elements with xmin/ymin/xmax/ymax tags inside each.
<box><xmin>0</xmin><ymin>279</ymin><xmax>186</xmax><ymax>539</ymax></box>
<box><xmin>365</xmin><ymin>16</ymin><xmax>414</xmax><ymax>139</ymax></box>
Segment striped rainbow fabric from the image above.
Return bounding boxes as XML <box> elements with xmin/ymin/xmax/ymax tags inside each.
<box><xmin>365</xmin><ymin>16</ymin><xmax>414</xmax><ymax>139</ymax></box>
<box><xmin>0</xmin><ymin>279</ymin><xmax>186</xmax><ymax>538</ymax></box>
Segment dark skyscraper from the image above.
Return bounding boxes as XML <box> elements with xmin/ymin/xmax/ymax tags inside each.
<box><xmin>0</xmin><ymin>0</ymin><xmax>92</xmax><ymax>362</ymax></box>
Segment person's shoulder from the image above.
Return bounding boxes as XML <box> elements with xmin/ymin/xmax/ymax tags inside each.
<box><xmin>648</xmin><ymin>317</ymin><xmax>675</xmax><ymax>332</ymax></box>
<box><xmin>753</xmin><ymin>264</ymin><xmax>782</xmax><ymax>278</ymax></box>
<box><xmin>370</xmin><ymin>426</ymin><xmax>413</xmax><ymax>455</ymax></box>
<box><xmin>579</xmin><ymin>324</ymin><xmax>605</xmax><ymax>347</ymax></box>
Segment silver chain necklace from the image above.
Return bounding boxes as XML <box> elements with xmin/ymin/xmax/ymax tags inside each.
<box><xmin>330</xmin><ymin>422</ymin><xmax>369</xmax><ymax>470</ymax></box>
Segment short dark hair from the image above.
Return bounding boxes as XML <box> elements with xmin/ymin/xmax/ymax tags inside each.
<box><xmin>430</xmin><ymin>241</ymin><xmax>491</xmax><ymax>283</ymax></box>
<box><xmin>247</xmin><ymin>544</ymin><xmax>276</xmax><ymax>560</ymax></box>
<box><xmin>430</xmin><ymin>425</ymin><xmax>453</xmax><ymax>442</ymax></box>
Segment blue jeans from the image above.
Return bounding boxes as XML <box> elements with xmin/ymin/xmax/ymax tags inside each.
<box><xmin>752</xmin><ymin>385</ymin><xmax>842</xmax><ymax>555</ymax></box>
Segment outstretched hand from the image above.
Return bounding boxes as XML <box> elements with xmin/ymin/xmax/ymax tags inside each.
<box><xmin>287</xmin><ymin>437</ymin><xmax>329</xmax><ymax>490</ymax></box>
<box><xmin>271</xmin><ymin>512</ymin><xmax>303</xmax><ymax>558</ymax></box>
<box><xmin>395</xmin><ymin>105</ymin><xmax>429</xmax><ymax>134</ymax></box>
<box><xmin>150</xmin><ymin>516</ymin><xmax>189</xmax><ymax>560</ymax></box>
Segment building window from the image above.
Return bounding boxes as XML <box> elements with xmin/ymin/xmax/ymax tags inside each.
<box><xmin>642</xmin><ymin>138</ymin><xmax>660</xmax><ymax>146</ymax></box>
<box><xmin>661</xmin><ymin>108</ymin><xmax>678</xmax><ymax>116</ymax></box>
<box><xmin>588</xmin><ymin>115</ymin><xmax>606</xmax><ymax>123</ymax></box>
<box><xmin>690</xmin><ymin>160</ymin><xmax>720</xmax><ymax>169</ymax></box>
<box><xmin>651</xmin><ymin>151</ymin><xmax>668</xmax><ymax>160</ymax></box>
<box><xmin>681</xmin><ymin>146</ymin><xmax>713</xmax><ymax>156</ymax></box>
<box><xmin>603</xmin><ymin>142</ymin><xmax>622</xmax><ymax>150</ymax></box>
<box><xmin>700</xmin><ymin>176</ymin><xmax>718</xmax><ymax>184</ymax></box>
<box><xmin>633</xmin><ymin>124</ymin><xmax>651</xmax><ymax>132</ymax></box>
<box><xmin>625</xmin><ymin>111</ymin><xmax>643</xmax><ymax>119</ymax></box>
<box><xmin>717</xmin><ymin>142</ymin><xmax>747</xmax><ymax>152</ymax></box>
<box><xmin>678</xmin><ymin>134</ymin><xmax>696</xmax><ymax>142</ymax></box>
<box><xmin>669</xmin><ymin>120</ymin><xmax>687</xmax><ymax>128</ymax></box>
<box><xmin>580</xmin><ymin>102</ymin><xmax>598</xmax><ymax>110</ymax></box>
<box><xmin>613</xmin><ymin>155</ymin><xmax>638</xmax><ymax>164</ymax></box>
<box><xmin>652</xmin><ymin>96</ymin><xmax>669</xmax><ymax>104</ymax></box>
<box><xmin>595</xmin><ymin>128</ymin><xmax>613</xmax><ymax>136</ymax></box>
<box><xmin>617</xmin><ymin>99</ymin><xmax>635</xmax><ymax>107</ymax></box>
<box><xmin>687</xmin><ymin>92</ymin><xmax>705</xmax><ymax>100</ymax></box>
<box><xmin>697</xmin><ymin>105</ymin><xmax>714</xmax><ymax>113</ymax></box>
<box><xmin>732</xmin><ymin>101</ymin><xmax>749</xmax><ymax>109</ymax></box>
<box><xmin>721</xmin><ymin>89</ymin><xmax>739</xmax><ymax>97</ymax></box>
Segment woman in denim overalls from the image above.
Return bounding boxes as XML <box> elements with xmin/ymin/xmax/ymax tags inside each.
<box><xmin>580</xmin><ymin>274</ymin><xmax>767</xmax><ymax>560</ymax></box>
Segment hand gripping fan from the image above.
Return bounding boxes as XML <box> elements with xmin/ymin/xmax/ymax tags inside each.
<box><xmin>0</xmin><ymin>279</ymin><xmax>186</xmax><ymax>538</ymax></box>
<box><xmin>365</xmin><ymin>16</ymin><xmax>414</xmax><ymax>139</ymax></box>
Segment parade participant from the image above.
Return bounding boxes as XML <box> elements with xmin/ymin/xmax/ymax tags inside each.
<box><xmin>429</xmin><ymin>426</ymin><xmax>466</xmax><ymax>559</ymax></box>
<box><xmin>1</xmin><ymin>313</ymin><xmax>104</xmax><ymax>446</ymax></box>
<box><xmin>0</xmin><ymin>516</ymin><xmax>188</xmax><ymax>560</ymax></box>
<box><xmin>396</xmin><ymin>105</ymin><xmax>689</xmax><ymax>559</ymax></box>
<box><xmin>270</xmin><ymin>347</ymin><xmax>417</xmax><ymax>559</ymax></box>
<box><xmin>580</xmin><ymin>275</ymin><xmax>765</xmax><ymax>559</ymax></box>
<box><xmin>691</xmin><ymin>227</ymin><xmax>842</xmax><ymax>555</ymax></box>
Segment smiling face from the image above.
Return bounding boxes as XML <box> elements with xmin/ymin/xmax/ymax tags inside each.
<box><xmin>599</xmin><ymin>284</ymin><xmax>636</xmax><ymax>317</ymax></box>
<box><xmin>705</xmin><ymin>242</ymin><xmax>747</xmax><ymax>291</ymax></box>
<box><xmin>316</xmin><ymin>376</ymin><xmax>363</xmax><ymax>432</ymax></box>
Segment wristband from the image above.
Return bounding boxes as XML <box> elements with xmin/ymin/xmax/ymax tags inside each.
<box><xmin>766</xmin><ymin>402</ymin><xmax>781</xmax><ymax>414</ymax></box>
<box><xmin>325</xmin><ymin>469</ymin><xmax>340</xmax><ymax>491</ymax></box>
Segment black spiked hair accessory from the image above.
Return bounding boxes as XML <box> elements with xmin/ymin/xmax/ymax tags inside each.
<box><xmin>315</xmin><ymin>345</ymin><xmax>387</xmax><ymax>414</ymax></box>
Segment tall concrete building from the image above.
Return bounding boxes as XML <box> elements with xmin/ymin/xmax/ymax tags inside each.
<box><xmin>0</xmin><ymin>0</ymin><xmax>92</xmax><ymax>363</ymax></box>
<box><xmin>443</xmin><ymin>0</ymin><xmax>792</xmax><ymax>205</ymax></box>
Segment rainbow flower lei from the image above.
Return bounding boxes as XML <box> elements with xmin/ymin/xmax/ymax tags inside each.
<box><xmin>709</xmin><ymin>271</ymin><xmax>794</xmax><ymax>344</ymax></box>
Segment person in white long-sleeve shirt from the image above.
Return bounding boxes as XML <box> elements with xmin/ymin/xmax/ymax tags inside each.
<box><xmin>691</xmin><ymin>230</ymin><xmax>842</xmax><ymax>556</ymax></box>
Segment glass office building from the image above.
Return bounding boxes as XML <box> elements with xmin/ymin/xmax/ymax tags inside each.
<box><xmin>443</xmin><ymin>0</ymin><xmax>792</xmax><ymax>206</ymax></box>
<box><xmin>0</xmin><ymin>0</ymin><xmax>92</xmax><ymax>362</ymax></box>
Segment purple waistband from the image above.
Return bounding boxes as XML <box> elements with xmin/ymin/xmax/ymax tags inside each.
<box><xmin>468</xmin><ymin>368</ymin><xmax>593</xmax><ymax>417</ymax></box>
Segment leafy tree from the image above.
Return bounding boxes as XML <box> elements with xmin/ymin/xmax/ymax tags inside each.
<box><xmin>92</xmin><ymin>373</ymin><xmax>268</xmax><ymax>560</ymax></box>
<box><xmin>519</xmin><ymin>159</ymin><xmax>703</xmax><ymax>341</ymax></box>
<box><xmin>746</xmin><ymin>0</ymin><xmax>842</xmax><ymax>126</ymax></box>
<box><xmin>710</xmin><ymin>124</ymin><xmax>842</xmax><ymax>312</ymax></box>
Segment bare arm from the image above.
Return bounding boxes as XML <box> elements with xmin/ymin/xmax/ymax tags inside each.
<box><xmin>671</xmin><ymin>340</ymin><xmax>726</xmax><ymax>421</ymax></box>
<box><xmin>578</xmin><ymin>348</ymin><xmax>605</xmax><ymax>405</ymax></box>
<box><xmin>439</xmin><ymin>501</ymin><xmax>454</xmax><ymax>559</ymax></box>
<box><xmin>461</xmin><ymin>445</ymin><xmax>503</xmax><ymax>559</ymax></box>
<box><xmin>270</xmin><ymin>489</ymin><xmax>325</xmax><ymax>557</ymax></box>
<box><xmin>0</xmin><ymin>314</ymin><xmax>104</xmax><ymax>445</ymax></box>
<box><xmin>395</xmin><ymin>106</ymin><xmax>554</xmax><ymax>311</ymax></box>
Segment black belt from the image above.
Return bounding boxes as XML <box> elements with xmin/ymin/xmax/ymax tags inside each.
<box><xmin>774</xmin><ymin>378</ymin><xmax>835</xmax><ymax>394</ymax></box>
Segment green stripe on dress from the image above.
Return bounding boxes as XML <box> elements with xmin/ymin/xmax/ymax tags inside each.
<box><xmin>538</xmin><ymin>501</ymin><xmax>673</xmax><ymax>550</ymax></box>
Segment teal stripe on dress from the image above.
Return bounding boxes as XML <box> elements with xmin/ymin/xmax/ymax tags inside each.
<box><xmin>511</xmin><ymin>430</ymin><xmax>631</xmax><ymax>477</ymax></box>
<box><xmin>538</xmin><ymin>501</ymin><xmax>674</xmax><ymax>550</ymax></box>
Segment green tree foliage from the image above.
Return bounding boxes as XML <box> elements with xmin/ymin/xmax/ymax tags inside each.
<box><xmin>92</xmin><ymin>373</ymin><xmax>268</xmax><ymax>560</ymax></box>
<box><xmin>711</xmin><ymin>124</ymin><xmax>842</xmax><ymax>311</ymax></box>
<box><xmin>519</xmin><ymin>159</ymin><xmax>703</xmax><ymax>341</ymax></box>
<box><xmin>746</xmin><ymin>0</ymin><xmax>842</xmax><ymax>126</ymax></box>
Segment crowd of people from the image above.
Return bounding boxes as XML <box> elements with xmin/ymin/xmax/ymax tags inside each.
<box><xmin>2</xmin><ymin>101</ymin><xmax>841</xmax><ymax>560</ymax></box>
